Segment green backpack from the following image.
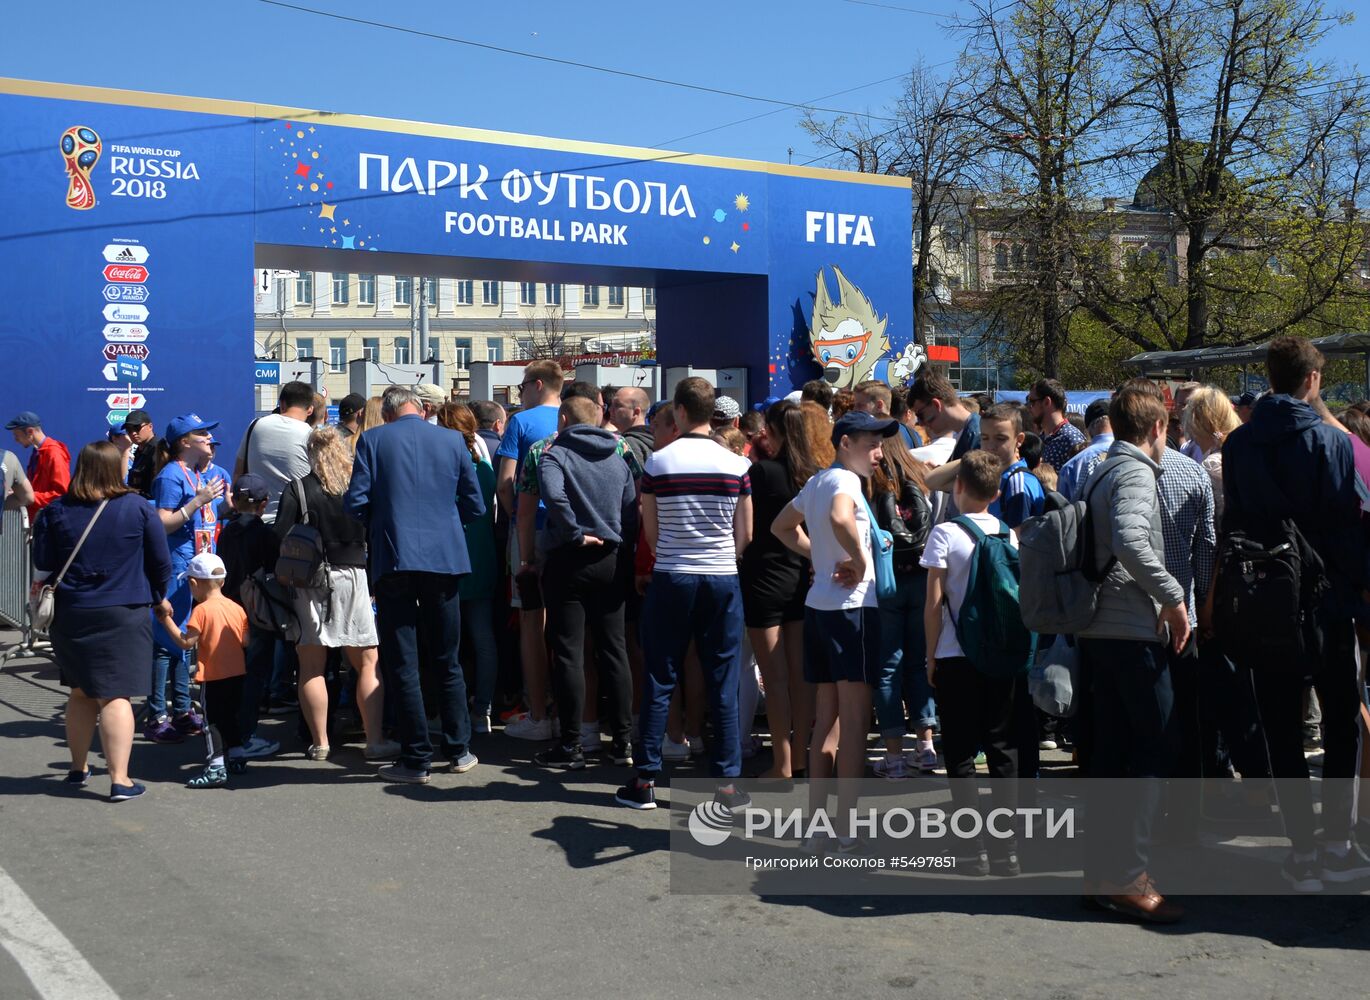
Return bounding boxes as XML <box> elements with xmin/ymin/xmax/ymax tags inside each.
<box><xmin>947</xmin><ymin>516</ymin><xmax>1037</xmax><ymax>677</ymax></box>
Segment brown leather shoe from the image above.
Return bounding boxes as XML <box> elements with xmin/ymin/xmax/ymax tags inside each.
<box><xmin>1096</xmin><ymin>873</ymin><xmax>1184</xmax><ymax>924</ymax></box>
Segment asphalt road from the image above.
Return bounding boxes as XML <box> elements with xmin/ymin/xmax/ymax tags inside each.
<box><xmin>0</xmin><ymin>634</ymin><xmax>1367</xmax><ymax>1000</ymax></box>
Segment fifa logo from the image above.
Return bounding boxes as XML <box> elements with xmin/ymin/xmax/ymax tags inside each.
<box><xmin>60</xmin><ymin>125</ymin><xmax>102</xmax><ymax>210</ymax></box>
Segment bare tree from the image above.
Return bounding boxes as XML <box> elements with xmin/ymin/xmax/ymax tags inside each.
<box><xmin>802</xmin><ymin>61</ymin><xmax>979</xmax><ymax>342</ymax></box>
<box><xmin>504</xmin><ymin>305</ymin><xmax>572</xmax><ymax>360</ymax></box>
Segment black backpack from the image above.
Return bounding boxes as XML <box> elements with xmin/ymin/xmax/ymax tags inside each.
<box><xmin>274</xmin><ymin>478</ymin><xmax>329</xmax><ymax>590</ymax></box>
<box><xmin>239</xmin><ymin>568</ymin><xmax>300</xmax><ymax>641</ymax></box>
<box><xmin>1214</xmin><ymin>451</ymin><xmax>1328</xmax><ymax>671</ymax></box>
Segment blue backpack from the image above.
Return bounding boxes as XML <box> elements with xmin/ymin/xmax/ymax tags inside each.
<box><xmin>947</xmin><ymin>516</ymin><xmax>1037</xmax><ymax>677</ymax></box>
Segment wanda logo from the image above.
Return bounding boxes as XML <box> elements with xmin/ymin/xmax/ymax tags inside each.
<box><xmin>103</xmin><ymin>264</ymin><xmax>148</xmax><ymax>282</ymax></box>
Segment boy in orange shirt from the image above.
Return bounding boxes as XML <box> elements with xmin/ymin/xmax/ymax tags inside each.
<box><xmin>156</xmin><ymin>551</ymin><xmax>249</xmax><ymax>788</ymax></box>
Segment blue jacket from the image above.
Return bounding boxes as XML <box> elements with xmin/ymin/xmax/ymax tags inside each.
<box><xmin>344</xmin><ymin>414</ymin><xmax>486</xmax><ymax>579</ymax></box>
<box><xmin>32</xmin><ymin>492</ymin><xmax>172</xmax><ymax>608</ymax></box>
<box><xmin>1222</xmin><ymin>394</ymin><xmax>1366</xmax><ymax>616</ymax></box>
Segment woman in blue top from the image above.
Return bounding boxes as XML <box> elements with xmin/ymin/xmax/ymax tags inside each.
<box><xmin>33</xmin><ymin>441</ymin><xmax>173</xmax><ymax>801</ymax></box>
<box><xmin>146</xmin><ymin>413</ymin><xmax>224</xmax><ymax>744</ymax></box>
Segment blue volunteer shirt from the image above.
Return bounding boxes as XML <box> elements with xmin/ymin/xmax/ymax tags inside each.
<box><xmin>495</xmin><ymin>404</ymin><xmax>561</xmax><ymax>527</ymax></box>
<box><xmin>988</xmin><ymin>458</ymin><xmax>1046</xmax><ymax>529</ymax></box>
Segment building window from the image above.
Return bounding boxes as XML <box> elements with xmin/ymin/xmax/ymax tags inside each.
<box><xmin>295</xmin><ymin>337</ymin><xmax>315</xmax><ymax>360</ymax></box>
<box><xmin>544</xmin><ymin>283</ymin><xmax>562</xmax><ymax>306</ymax></box>
<box><xmin>294</xmin><ymin>271</ymin><xmax>313</xmax><ymax>305</ymax></box>
<box><xmin>583</xmin><ymin>285</ymin><xmax>600</xmax><ymax>307</ymax></box>
<box><xmin>394</xmin><ymin>276</ymin><xmax>412</xmax><ymax>306</ymax></box>
<box><xmin>1011</xmin><ymin>245</ymin><xmax>1024</xmax><ymax>270</ymax></box>
<box><xmin>520</xmin><ymin>282</ymin><xmax>537</xmax><ymax>306</ymax></box>
<box><xmin>362</xmin><ymin>337</ymin><xmax>379</xmax><ymax>363</ymax></box>
<box><xmin>993</xmin><ymin>245</ymin><xmax>1008</xmax><ymax>271</ymax></box>
<box><xmin>456</xmin><ymin>280</ymin><xmax>473</xmax><ymax>305</ymax></box>
<box><xmin>332</xmin><ymin>272</ymin><xmax>349</xmax><ymax>304</ymax></box>
<box><xmin>608</xmin><ymin>286</ymin><xmax>624</xmax><ymax>307</ymax></box>
<box><xmin>358</xmin><ymin>274</ymin><xmax>376</xmax><ymax>305</ymax></box>
<box><xmin>393</xmin><ymin>338</ymin><xmax>410</xmax><ymax>365</ymax></box>
<box><xmin>644</xmin><ymin>287</ymin><xmax>656</xmax><ymax>307</ymax></box>
<box><xmin>487</xmin><ymin>340</ymin><xmax>504</xmax><ymax>362</ymax></box>
<box><xmin>328</xmin><ymin>338</ymin><xmax>347</xmax><ymax>373</ymax></box>
<box><xmin>482</xmin><ymin>280</ymin><xmax>500</xmax><ymax>305</ymax></box>
<box><xmin>425</xmin><ymin>278</ymin><xmax>438</xmax><ymax>307</ymax></box>
<box><xmin>454</xmin><ymin>337</ymin><xmax>473</xmax><ymax>369</ymax></box>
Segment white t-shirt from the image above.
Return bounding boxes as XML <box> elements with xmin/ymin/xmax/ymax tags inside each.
<box><xmin>920</xmin><ymin>512</ymin><xmax>1017</xmax><ymax>659</ymax></box>
<box><xmin>235</xmin><ymin>413</ymin><xmax>312</xmax><ymax>521</ymax></box>
<box><xmin>641</xmin><ymin>435</ymin><xmax>752</xmax><ymax>575</ymax></box>
<box><xmin>791</xmin><ymin>467</ymin><xmax>875</xmax><ymax>610</ymax></box>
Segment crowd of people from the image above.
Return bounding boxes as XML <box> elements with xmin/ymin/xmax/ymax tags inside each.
<box><xmin>11</xmin><ymin>335</ymin><xmax>1370</xmax><ymax>923</ymax></box>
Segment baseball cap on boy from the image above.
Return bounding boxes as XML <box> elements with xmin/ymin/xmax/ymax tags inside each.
<box><xmin>231</xmin><ymin>473</ymin><xmax>269</xmax><ymax>503</ymax></box>
<box><xmin>338</xmin><ymin>393</ymin><xmax>367</xmax><ymax>419</ymax></box>
<box><xmin>164</xmin><ymin>413</ymin><xmax>219</xmax><ymax>444</ymax></box>
<box><xmin>712</xmin><ymin>395</ymin><xmax>742</xmax><ymax>421</ymax></box>
<box><xmin>120</xmin><ymin>408</ymin><xmax>152</xmax><ymax>433</ymax></box>
<box><xmin>4</xmin><ymin>411</ymin><xmax>41</xmax><ymax>430</ymax></box>
<box><xmin>830</xmin><ymin>410</ymin><xmax>899</xmax><ymax>447</ymax></box>
<box><xmin>413</xmin><ymin>383</ymin><xmax>447</xmax><ymax>409</ymax></box>
<box><xmin>185</xmin><ymin>552</ymin><xmax>227</xmax><ymax>581</ymax></box>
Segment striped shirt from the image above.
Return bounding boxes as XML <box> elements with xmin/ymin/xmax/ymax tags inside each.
<box><xmin>641</xmin><ymin>435</ymin><xmax>751</xmax><ymax>575</ymax></box>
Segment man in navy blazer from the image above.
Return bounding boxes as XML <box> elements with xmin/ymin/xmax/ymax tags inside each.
<box><xmin>346</xmin><ymin>385</ymin><xmax>486</xmax><ymax>783</ymax></box>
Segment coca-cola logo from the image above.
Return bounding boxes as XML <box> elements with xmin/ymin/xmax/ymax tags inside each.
<box><xmin>103</xmin><ymin>343</ymin><xmax>149</xmax><ymax>361</ymax></box>
<box><xmin>103</xmin><ymin>264</ymin><xmax>148</xmax><ymax>282</ymax></box>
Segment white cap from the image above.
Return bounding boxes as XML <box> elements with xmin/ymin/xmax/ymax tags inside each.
<box><xmin>185</xmin><ymin>551</ymin><xmax>227</xmax><ymax>581</ymax></box>
<box><xmin>785</xmin><ymin>390</ymin><xmax>804</xmax><ymax>404</ymax></box>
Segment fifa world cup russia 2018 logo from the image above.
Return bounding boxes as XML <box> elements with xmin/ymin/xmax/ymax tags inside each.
<box><xmin>60</xmin><ymin>125</ymin><xmax>102</xmax><ymax>210</ymax></box>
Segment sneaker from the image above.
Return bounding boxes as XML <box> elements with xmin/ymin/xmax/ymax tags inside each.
<box><xmin>1282</xmin><ymin>853</ymin><xmax>1324</xmax><ymax>893</ymax></box>
<box><xmin>615</xmin><ymin>778</ymin><xmax>657</xmax><ymax>810</ymax></box>
<box><xmin>1039</xmin><ymin>738</ymin><xmax>1059</xmax><ymax>751</ymax></box>
<box><xmin>662</xmin><ymin>735</ymin><xmax>691</xmax><ymax>760</ymax></box>
<box><xmin>305</xmin><ymin>744</ymin><xmax>331</xmax><ymax>761</ymax></box>
<box><xmin>187</xmin><ymin>764</ymin><xmax>228</xmax><ymax>788</ymax></box>
<box><xmin>226</xmin><ymin>756</ymin><xmax>249</xmax><ymax>775</ymax></box>
<box><xmin>239</xmin><ymin>735</ymin><xmax>280</xmax><ymax>759</ymax></box>
<box><xmin>713</xmin><ymin>785</ymin><xmax>752</xmax><ymax>812</ymax></box>
<box><xmin>109</xmin><ymin>782</ymin><xmax>146</xmax><ymax>802</ymax></box>
<box><xmin>534</xmin><ymin>745</ymin><xmax>585</xmax><ymax>770</ymax></box>
<box><xmin>580</xmin><ymin>723</ymin><xmax>600</xmax><ymax>751</ymax></box>
<box><xmin>143</xmin><ymin>716</ymin><xmax>184</xmax><ymax>744</ymax></box>
<box><xmin>990</xmin><ymin>850</ymin><xmax>1022</xmax><ymax>877</ymax></box>
<box><xmin>364</xmin><ymin>740</ymin><xmax>402</xmax><ymax>761</ymax></box>
<box><xmin>172</xmin><ymin>710</ymin><xmax>204</xmax><ymax>736</ymax></box>
<box><xmin>873</xmin><ymin>754</ymin><xmax>909</xmax><ymax>780</ymax></box>
<box><xmin>267</xmin><ymin>697</ymin><xmax>298</xmax><ymax>715</ymax></box>
<box><xmin>974</xmin><ymin>750</ymin><xmax>987</xmax><ymax>766</ymax></box>
<box><xmin>740</xmin><ymin>734</ymin><xmax>762</xmax><ymax>760</ymax></box>
<box><xmin>504</xmin><ymin>715</ymin><xmax>553</xmax><ymax>741</ymax></box>
<box><xmin>960</xmin><ymin>840</ymin><xmax>990</xmax><ymax>877</ymax></box>
<box><xmin>499</xmin><ymin>704</ymin><xmax>530</xmax><ymax>723</ymax></box>
<box><xmin>912</xmin><ymin>746</ymin><xmax>939</xmax><ymax>773</ymax></box>
<box><xmin>63</xmin><ymin>768</ymin><xmax>91</xmax><ymax>787</ymax></box>
<box><xmin>449</xmin><ymin>752</ymin><xmax>480</xmax><ymax>774</ymax></box>
<box><xmin>801</xmin><ymin>832</ymin><xmax>831</xmax><ymax>855</ymax></box>
<box><xmin>687</xmin><ymin>734</ymin><xmax>705</xmax><ymax>756</ymax></box>
<box><xmin>472</xmin><ymin>713</ymin><xmax>492</xmax><ymax>735</ymax></box>
<box><xmin>836</xmin><ymin>836</ymin><xmax>863</xmax><ymax>855</ymax></box>
<box><xmin>1320</xmin><ymin>841</ymin><xmax>1370</xmax><ymax>883</ymax></box>
<box><xmin>378</xmin><ymin>764</ymin><xmax>431</xmax><ymax>784</ymax></box>
<box><xmin>609</xmin><ymin>741</ymin><xmax>634</xmax><ymax>767</ymax></box>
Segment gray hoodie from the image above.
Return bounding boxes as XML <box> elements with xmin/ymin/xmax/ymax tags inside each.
<box><xmin>537</xmin><ymin>424</ymin><xmax>638</xmax><ymax>552</ymax></box>
<box><xmin>1079</xmin><ymin>440</ymin><xmax>1185</xmax><ymax>642</ymax></box>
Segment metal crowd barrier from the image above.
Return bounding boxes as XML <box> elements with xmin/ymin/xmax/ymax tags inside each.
<box><xmin>0</xmin><ymin>509</ymin><xmax>44</xmax><ymax>665</ymax></box>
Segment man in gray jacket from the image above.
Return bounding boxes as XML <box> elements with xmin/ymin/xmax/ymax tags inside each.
<box><xmin>1078</xmin><ymin>386</ymin><xmax>1190</xmax><ymax>924</ymax></box>
<box><xmin>533</xmin><ymin>394</ymin><xmax>638</xmax><ymax>773</ymax></box>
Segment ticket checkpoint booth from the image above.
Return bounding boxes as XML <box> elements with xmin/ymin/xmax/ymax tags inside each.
<box><xmin>1</xmin><ymin>78</ymin><xmax>914</xmax><ymax>452</ymax></box>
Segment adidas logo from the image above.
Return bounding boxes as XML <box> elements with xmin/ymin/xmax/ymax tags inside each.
<box><xmin>115</xmin><ymin>247</ymin><xmax>137</xmax><ymax>261</ymax></box>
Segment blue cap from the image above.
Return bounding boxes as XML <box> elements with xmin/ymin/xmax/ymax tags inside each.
<box><xmin>647</xmin><ymin>399</ymin><xmax>671</xmax><ymax>420</ymax></box>
<box><xmin>831</xmin><ymin>410</ymin><xmax>899</xmax><ymax>448</ymax></box>
<box><xmin>164</xmin><ymin>413</ymin><xmax>219</xmax><ymax>443</ymax></box>
<box><xmin>232</xmin><ymin>473</ymin><xmax>269</xmax><ymax>502</ymax></box>
<box><xmin>5</xmin><ymin>411</ymin><xmax>41</xmax><ymax>430</ymax></box>
<box><xmin>752</xmin><ymin>395</ymin><xmax>782</xmax><ymax>412</ymax></box>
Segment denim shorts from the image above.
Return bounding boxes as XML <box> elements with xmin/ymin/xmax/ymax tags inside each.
<box><xmin>803</xmin><ymin>605</ymin><xmax>881</xmax><ymax>686</ymax></box>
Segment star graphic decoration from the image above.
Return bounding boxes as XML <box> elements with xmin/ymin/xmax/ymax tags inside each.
<box><xmin>713</xmin><ymin>208</ymin><xmax>727</xmax><ymax>223</ymax></box>
<box><xmin>734</xmin><ymin>193</ymin><xmax>750</xmax><ymax>212</ymax></box>
<box><xmin>341</xmin><ymin>235</ymin><xmax>356</xmax><ymax>249</ymax></box>
<box><xmin>294</xmin><ymin>161</ymin><xmax>312</xmax><ymax>178</ymax></box>
<box><xmin>730</xmin><ymin>241</ymin><xmax>740</xmax><ymax>253</ymax></box>
<box><xmin>319</xmin><ymin>203</ymin><xmax>337</xmax><ymax>221</ymax></box>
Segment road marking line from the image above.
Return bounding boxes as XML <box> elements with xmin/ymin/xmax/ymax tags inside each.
<box><xmin>0</xmin><ymin>864</ymin><xmax>120</xmax><ymax>1000</ymax></box>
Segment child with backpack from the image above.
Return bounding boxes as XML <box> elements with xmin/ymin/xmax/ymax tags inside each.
<box><xmin>979</xmin><ymin>404</ymin><xmax>1046</xmax><ymax>530</ymax></box>
<box><xmin>922</xmin><ymin>451</ymin><xmax>1034</xmax><ymax>876</ymax></box>
<box><xmin>155</xmin><ymin>552</ymin><xmax>250</xmax><ymax>787</ymax></box>
<box><xmin>216</xmin><ymin>474</ymin><xmax>282</xmax><ymax>759</ymax></box>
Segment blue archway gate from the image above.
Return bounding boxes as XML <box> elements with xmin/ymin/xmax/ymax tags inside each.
<box><xmin>0</xmin><ymin>78</ymin><xmax>913</xmax><ymax>451</ymax></box>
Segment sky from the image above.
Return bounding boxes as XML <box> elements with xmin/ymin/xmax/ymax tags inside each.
<box><xmin>2</xmin><ymin>0</ymin><xmax>1368</xmax><ymax>173</ymax></box>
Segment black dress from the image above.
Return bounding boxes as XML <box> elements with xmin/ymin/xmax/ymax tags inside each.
<box><xmin>739</xmin><ymin>458</ymin><xmax>809</xmax><ymax>628</ymax></box>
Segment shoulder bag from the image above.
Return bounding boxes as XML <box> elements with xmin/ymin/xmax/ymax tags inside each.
<box><xmin>30</xmin><ymin>499</ymin><xmax>109</xmax><ymax>632</ymax></box>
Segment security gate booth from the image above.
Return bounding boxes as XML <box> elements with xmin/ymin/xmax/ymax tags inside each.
<box><xmin>0</xmin><ymin>78</ymin><xmax>915</xmax><ymax>450</ymax></box>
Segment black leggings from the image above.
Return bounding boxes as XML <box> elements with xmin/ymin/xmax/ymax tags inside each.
<box><xmin>202</xmin><ymin>675</ymin><xmax>245</xmax><ymax>762</ymax></box>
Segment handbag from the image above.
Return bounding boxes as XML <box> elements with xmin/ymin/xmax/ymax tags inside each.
<box><xmin>857</xmin><ymin>491</ymin><xmax>897</xmax><ymax>601</ymax></box>
<box><xmin>30</xmin><ymin>499</ymin><xmax>109</xmax><ymax>632</ymax></box>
